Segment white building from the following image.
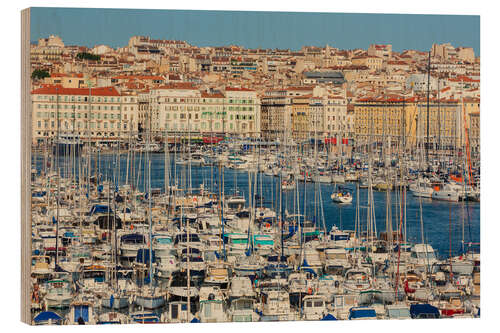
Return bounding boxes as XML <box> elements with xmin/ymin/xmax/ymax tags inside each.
<box><xmin>406</xmin><ymin>74</ymin><xmax>439</xmax><ymax>92</ymax></box>
<box><xmin>31</xmin><ymin>86</ymin><xmax>138</xmax><ymax>144</ymax></box>
<box><xmin>147</xmin><ymin>85</ymin><xmax>260</xmax><ymax>138</ymax></box>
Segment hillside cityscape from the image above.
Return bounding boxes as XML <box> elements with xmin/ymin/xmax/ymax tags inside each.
<box><xmin>29</xmin><ymin>31</ymin><xmax>480</xmax><ymax>325</ymax></box>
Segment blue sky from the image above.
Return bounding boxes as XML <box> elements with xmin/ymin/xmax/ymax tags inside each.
<box><xmin>30</xmin><ymin>7</ymin><xmax>480</xmax><ymax>54</ymax></box>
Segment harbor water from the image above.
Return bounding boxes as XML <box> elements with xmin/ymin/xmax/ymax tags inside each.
<box><xmin>33</xmin><ymin>152</ymin><xmax>480</xmax><ymax>260</ymax></box>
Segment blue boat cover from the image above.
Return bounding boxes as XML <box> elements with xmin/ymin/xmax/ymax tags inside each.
<box><xmin>349</xmin><ymin>307</ymin><xmax>377</xmax><ymax>320</ymax></box>
<box><xmin>321</xmin><ymin>313</ymin><xmax>337</xmax><ymax>321</ymax></box>
<box><xmin>135</xmin><ymin>248</ymin><xmax>156</xmax><ymax>264</ymax></box>
<box><xmin>410</xmin><ymin>304</ymin><xmax>440</xmax><ymax>318</ymax></box>
<box><xmin>120</xmin><ymin>233</ymin><xmax>145</xmax><ymax>243</ymax></box>
<box><xmin>74</xmin><ymin>305</ymin><xmax>89</xmax><ymax>322</ymax></box>
<box><xmin>89</xmin><ymin>204</ymin><xmax>112</xmax><ymax>215</ymax></box>
<box><xmin>33</xmin><ymin>311</ymin><xmax>62</xmax><ymax>323</ymax></box>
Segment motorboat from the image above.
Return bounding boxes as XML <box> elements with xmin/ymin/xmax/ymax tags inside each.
<box><xmin>408</xmin><ymin>244</ymin><xmax>439</xmax><ymax>273</ymax></box>
<box><xmin>198</xmin><ymin>298</ymin><xmax>228</xmax><ymax>323</ymax></box>
<box><xmin>410</xmin><ymin>178</ymin><xmax>434</xmax><ymax>198</ymax></box>
<box><xmin>331</xmin><ymin>189</ymin><xmax>353</xmax><ymax>204</ymax></box>
<box><xmin>120</xmin><ymin>233</ymin><xmax>146</xmax><ymax>259</ymax></box>
<box><xmin>228</xmin><ymin>297</ymin><xmax>260</xmax><ymax>322</ymax></box>
<box><xmin>228</xmin><ymin>276</ymin><xmax>256</xmax><ymax>301</ymax></box>
<box><xmin>431</xmin><ymin>184</ymin><xmax>460</xmax><ymax>202</ymax></box>
<box><xmin>260</xmin><ymin>288</ymin><xmax>298</xmax><ymax>321</ymax></box>
<box><xmin>44</xmin><ymin>279</ymin><xmax>73</xmax><ymax>309</ymax></box>
<box><xmin>302</xmin><ymin>295</ymin><xmax>330</xmax><ymax>320</ymax></box>
<box><xmin>343</xmin><ymin>268</ymin><xmax>372</xmax><ymax>294</ymax></box>
<box><xmin>134</xmin><ymin>288</ymin><xmax>166</xmax><ymax>309</ymax></box>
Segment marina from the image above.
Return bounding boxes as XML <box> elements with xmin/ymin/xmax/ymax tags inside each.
<box><xmin>22</xmin><ymin>9</ymin><xmax>481</xmax><ymax>325</ymax></box>
<box><xmin>29</xmin><ymin>138</ymin><xmax>480</xmax><ymax>324</ymax></box>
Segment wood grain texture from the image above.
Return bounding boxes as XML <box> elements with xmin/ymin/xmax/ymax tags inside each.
<box><xmin>21</xmin><ymin>7</ymin><xmax>32</xmax><ymax>325</ymax></box>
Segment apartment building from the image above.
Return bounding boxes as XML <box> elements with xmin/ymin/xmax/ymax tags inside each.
<box><xmin>31</xmin><ymin>86</ymin><xmax>138</xmax><ymax>144</ymax></box>
<box><xmin>147</xmin><ymin>84</ymin><xmax>260</xmax><ymax>138</ymax></box>
<box><xmin>354</xmin><ymin>96</ymin><xmax>462</xmax><ymax>150</ymax></box>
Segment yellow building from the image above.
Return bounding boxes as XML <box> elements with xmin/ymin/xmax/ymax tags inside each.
<box><xmin>463</xmin><ymin>98</ymin><xmax>480</xmax><ymax>159</ymax></box>
<box><xmin>354</xmin><ymin>96</ymin><xmax>462</xmax><ymax>151</ymax></box>
<box><xmin>291</xmin><ymin>95</ymin><xmax>311</xmax><ymax>141</ymax></box>
<box><xmin>468</xmin><ymin>112</ymin><xmax>480</xmax><ymax>159</ymax></box>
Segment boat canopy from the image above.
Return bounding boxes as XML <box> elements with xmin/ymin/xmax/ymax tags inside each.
<box><xmin>120</xmin><ymin>233</ymin><xmax>145</xmax><ymax>244</ymax></box>
<box><xmin>89</xmin><ymin>204</ymin><xmax>113</xmax><ymax>216</ymax></box>
<box><xmin>348</xmin><ymin>307</ymin><xmax>377</xmax><ymax>320</ymax></box>
<box><xmin>321</xmin><ymin>313</ymin><xmax>337</xmax><ymax>321</ymax></box>
<box><xmin>331</xmin><ymin>234</ymin><xmax>350</xmax><ymax>241</ymax></box>
<box><xmin>94</xmin><ymin>215</ymin><xmax>123</xmax><ymax>229</ymax></box>
<box><xmin>410</xmin><ymin>304</ymin><xmax>440</xmax><ymax>319</ymax></box>
<box><xmin>181</xmin><ymin>247</ymin><xmax>201</xmax><ymax>255</ymax></box>
<box><xmin>33</xmin><ymin>311</ymin><xmax>63</xmax><ymax>323</ymax></box>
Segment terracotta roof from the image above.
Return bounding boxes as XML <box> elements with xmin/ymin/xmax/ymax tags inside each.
<box><xmin>111</xmin><ymin>75</ymin><xmax>164</xmax><ymax>80</ymax></box>
<box><xmin>156</xmin><ymin>82</ymin><xmax>197</xmax><ymax>90</ymax></box>
<box><xmin>31</xmin><ymin>85</ymin><xmax>120</xmax><ymax>96</ymax></box>
<box><xmin>225</xmin><ymin>87</ymin><xmax>255</xmax><ymax>92</ymax></box>
<box><xmin>287</xmin><ymin>86</ymin><xmax>314</xmax><ymax>91</ymax></box>
<box><xmin>449</xmin><ymin>76</ymin><xmax>480</xmax><ymax>83</ymax></box>
<box><xmin>201</xmin><ymin>91</ymin><xmax>225</xmax><ymax>98</ymax></box>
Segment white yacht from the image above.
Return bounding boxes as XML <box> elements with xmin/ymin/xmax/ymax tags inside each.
<box><xmin>302</xmin><ymin>295</ymin><xmax>329</xmax><ymax>320</ymax></box>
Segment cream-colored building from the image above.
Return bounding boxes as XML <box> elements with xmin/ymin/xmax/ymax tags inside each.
<box><xmin>289</xmin><ymin>92</ymin><xmax>349</xmax><ymax>144</ymax></box>
<box><xmin>43</xmin><ymin>73</ymin><xmax>94</xmax><ymax>89</ymax></box>
<box><xmin>31</xmin><ymin>86</ymin><xmax>138</xmax><ymax>145</ymax></box>
<box><xmin>368</xmin><ymin>44</ymin><xmax>392</xmax><ymax>60</ymax></box>
<box><xmin>147</xmin><ymin>85</ymin><xmax>260</xmax><ymax>138</ymax></box>
<box><xmin>351</xmin><ymin>56</ymin><xmax>383</xmax><ymax>72</ymax></box>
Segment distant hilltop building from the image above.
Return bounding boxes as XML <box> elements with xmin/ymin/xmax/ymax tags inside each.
<box><xmin>368</xmin><ymin>44</ymin><xmax>392</xmax><ymax>60</ymax></box>
<box><xmin>128</xmin><ymin>35</ymin><xmax>190</xmax><ymax>49</ymax></box>
<box><xmin>92</xmin><ymin>44</ymin><xmax>115</xmax><ymax>55</ymax></box>
<box><xmin>432</xmin><ymin>43</ymin><xmax>475</xmax><ymax>62</ymax></box>
<box><xmin>31</xmin><ymin>35</ymin><xmax>64</xmax><ymax>62</ymax></box>
<box><xmin>37</xmin><ymin>35</ymin><xmax>64</xmax><ymax>48</ymax></box>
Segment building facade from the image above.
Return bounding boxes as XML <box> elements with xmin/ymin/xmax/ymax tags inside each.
<box><xmin>147</xmin><ymin>85</ymin><xmax>260</xmax><ymax>138</ymax></box>
<box><xmin>31</xmin><ymin>86</ymin><xmax>138</xmax><ymax>145</ymax></box>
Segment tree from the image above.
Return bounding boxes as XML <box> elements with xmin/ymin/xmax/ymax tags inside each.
<box><xmin>31</xmin><ymin>69</ymin><xmax>50</xmax><ymax>80</ymax></box>
<box><xmin>76</xmin><ymin>52</ymin><xmax>100</xmax><ymax>61</ymax></box>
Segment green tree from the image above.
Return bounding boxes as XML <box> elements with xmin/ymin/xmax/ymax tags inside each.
<box><xmin>76</xmin><ymin>52</ymin><xmax>100</xmax><ymax>61</ymax></box>
<box><xmin>31</xmin><ymin>69</ymin><xmax>50</xmax><ymax>80</ymax></box>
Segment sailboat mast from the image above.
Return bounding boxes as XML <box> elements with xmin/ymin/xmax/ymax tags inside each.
<box><xmin>426</xmin><ymin>50</ymin><xmax>431</xmax><ymax>165</ymax></box>
<box><xmin>54</xmin><ymin>87</ymin><xmax>60</xmax><ymax>268</ymax></box>
<box><xmin>147</xmin><ymin>95</ymin><xmax>153</xmax><ymax>293</ymax></box>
